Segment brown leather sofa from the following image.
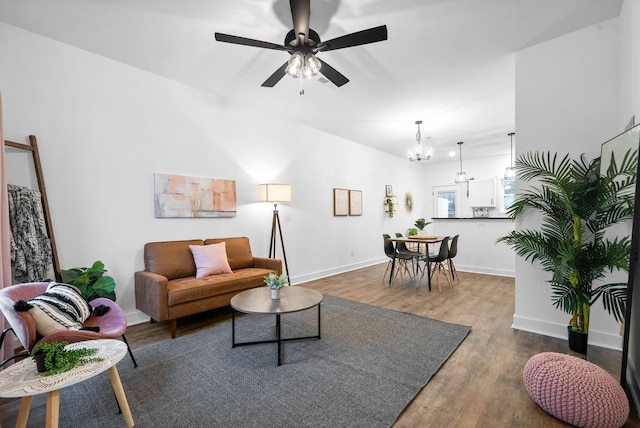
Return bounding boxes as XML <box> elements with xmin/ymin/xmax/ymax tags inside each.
<box><xmin>134</xmin><ymin>237</ymin><xmax>281</xmax><ymax>338</ymax></box>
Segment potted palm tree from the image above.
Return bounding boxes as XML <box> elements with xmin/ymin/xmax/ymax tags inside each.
<box><xmin>498</xmin><ymin>149</ymin><xmax>637</xmax><ymax>354</ymax></box>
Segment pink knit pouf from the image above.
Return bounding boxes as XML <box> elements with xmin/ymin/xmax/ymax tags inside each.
<box><xmin>523</xmin><ymin>352</ymin><xmax>629</xmax><ymax>428</ymax></box>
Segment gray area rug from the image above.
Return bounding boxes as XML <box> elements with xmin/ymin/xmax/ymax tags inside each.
<box><xmin>57</xmin><ymin>295</ymin><xmax>471</xmax><ymax>427</ymax></box>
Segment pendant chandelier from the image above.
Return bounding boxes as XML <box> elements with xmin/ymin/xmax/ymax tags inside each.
<box><xmin>408</xmin><ymin>120</ymin><xmax>432</xmax><ymax>161</ymax></box>
<box><xmin>504</xmin><ymin>132</ymin><xmax>516</xmax><ymax>180</ymax></box>
<box><xmin>454</xmin><ymin>141</ymin><xmax>467</xmax><ymax>183</ymax></box>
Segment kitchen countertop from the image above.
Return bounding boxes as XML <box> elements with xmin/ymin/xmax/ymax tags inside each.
<box><xmin>431</xmin><ymin>217</ymin><xmax>511</xmax><ymax>220</ymax></box>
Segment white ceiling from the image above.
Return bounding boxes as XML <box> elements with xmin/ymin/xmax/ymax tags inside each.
<box><xmin>0</xmin><ymin>0</ymin><xmax>623</xmax><ymax>163</ymax></box>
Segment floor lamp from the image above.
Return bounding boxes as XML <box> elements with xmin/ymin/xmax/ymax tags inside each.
<box><xmin>259</xmin><ymin>184</ymin><xmax>292</xmax><ymax>282</ymax></box>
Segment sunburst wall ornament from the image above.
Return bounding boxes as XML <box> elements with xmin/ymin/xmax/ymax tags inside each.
<box><xmin>404</xmin><ymin>192</ymin><xmax>414</xmax><ymax>213</ymax></box>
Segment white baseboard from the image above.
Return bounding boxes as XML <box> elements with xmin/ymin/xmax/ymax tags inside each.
<box><xmin>456</xmin><ymin>263</ymin><xmax>514</xmax><ymax>277</ymax></box>
<box><xmin>293</xmin><ymin>257</ymin><xmax>387</xmax><ymax>285</ymax></box>
<box><xmin>511</xmin><ymin>314</ymin><xmax>622</xmax><ymax>351</ymax></box>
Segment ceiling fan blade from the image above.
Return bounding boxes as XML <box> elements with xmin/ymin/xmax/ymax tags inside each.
<box><xmin>261</xmin><ymin>63</ymin><xmax>289</xmax><ymax>87</ymax></box>
<box><xmin>315</xmin><ymin>25</ymin><xmax>388</xmax><ymax>52</ymax></box>
<box><xmin>290</xmin><ymin>0</ymin><xmax>310</xmax><ymax>46</ymax></box>
<box><xmin>317</xmin><ymin>58</ymin><xmax>349</xmax><ymax>87</ymax></box>
<box><xmin>214</xmin><ymin>33</ymin><xmax>289</xmax><ymax>51</ymax></box>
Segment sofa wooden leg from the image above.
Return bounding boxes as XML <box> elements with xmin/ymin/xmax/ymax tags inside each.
<box><xmin>170</xmin><ymin>319</ymin><xmax>177</xmax><ymax>339</ymax></box>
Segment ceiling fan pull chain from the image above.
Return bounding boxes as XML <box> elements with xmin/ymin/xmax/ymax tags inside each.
<box><xmin>299</xmin><ymin>72</ymin><xmax>304</xmax><ymax>95</ymax></box>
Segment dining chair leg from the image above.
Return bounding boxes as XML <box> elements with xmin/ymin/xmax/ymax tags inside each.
<box><xmin>430</xmin><ymin>265</ymin><xmax>442</xmax><ymax>292</ymax></box>
<box><xmin>444</xmin><ymin>265</ymin><xmax>454</xmax><ymax>288</ymax></box>
<box><xmin>448</xmin><ymin>259</ymin><xmax>459</xmax><ymax>283</ymax></box>
<box><xmin>382</xmin><ymin>260</ymin><xmax>392</xmax><ymax>283</ymax></box>
<box><xmin>416</xmin><ymin>261</ymin><xmax>427</xmax><ymax>288</ymax></box>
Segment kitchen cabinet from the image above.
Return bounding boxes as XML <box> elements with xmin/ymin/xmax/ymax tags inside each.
<box><xmin>468</xmin><ymin>178</ymin><xmax>496</xmax><ymax>207</ymax></box>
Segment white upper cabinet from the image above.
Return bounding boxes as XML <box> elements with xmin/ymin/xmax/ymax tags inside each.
<box><xmin>468</xmin><ymin>178</ymin><xmax>496</xmax><ymax>207</ymax></box>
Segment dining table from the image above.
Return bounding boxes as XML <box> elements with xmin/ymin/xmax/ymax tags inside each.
<box><xmin>386</xmin><ymin>235</ymin><xmax>446</xmax><ymax>291</ymax></box>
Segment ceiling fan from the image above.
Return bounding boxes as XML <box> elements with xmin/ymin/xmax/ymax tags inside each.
<box><xmin>214</xmin><ymin>0</ymin><xmax>388</xmax><ymax>89</ymax></box>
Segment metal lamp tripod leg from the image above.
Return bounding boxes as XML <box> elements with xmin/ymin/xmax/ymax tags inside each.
<box><xmin>269</xmin><ymin>205</ymin><xmax>291</xmax><ymax>284</ymax></box>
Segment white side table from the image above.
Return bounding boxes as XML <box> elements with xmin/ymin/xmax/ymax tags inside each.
<box><xmin>0</xmin><ymin>339</ymin><xmax>134</xmax><ymax>428</ymax></box>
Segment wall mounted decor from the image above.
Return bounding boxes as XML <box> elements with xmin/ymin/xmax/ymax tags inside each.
<box><xmin>333</xmin><ymin>188</ymin><xmax>349</xmax><ymax>216</ymax></box>
<box><xmin>349</xmin><ymin>190</ymin><xmax>362</xmax><ymax>216</ymax></box>
<box><xmin>154</xmin><ymin>173</ymin><xmax>236</xmax><ymax>218</ymax></box>
<box><xmin>384</xmin><ymin>196</ymin><xmax>398</xmax><ymax>218</ymax></box>
<box><xmin>404</xmin><ymin>192</ymin><xmax>414</xmax><ymax>213</ymax></box>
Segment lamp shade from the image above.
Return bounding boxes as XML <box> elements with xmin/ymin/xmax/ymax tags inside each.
<box><xmin>258</xmin><ymin>184</ymin><xmax>292</xmax><ymax>203</ymax></box>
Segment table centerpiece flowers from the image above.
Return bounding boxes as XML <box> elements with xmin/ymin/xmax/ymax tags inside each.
<box><xmin>264</xmin><ymin>273</ymin><xmax>289</xmax><ymax>299</ymax></box>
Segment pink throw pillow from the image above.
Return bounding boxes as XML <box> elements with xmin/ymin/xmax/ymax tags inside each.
<box><xmin>189</xmin><ymin>243</ymin><xmax>232</xmax><ymax>278</ymax></box>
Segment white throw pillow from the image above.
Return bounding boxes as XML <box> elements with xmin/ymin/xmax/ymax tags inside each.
<box><xmin>189</xmin><ymin>242</ymin><xmax>233</xmax><ymax>278</ymax></box>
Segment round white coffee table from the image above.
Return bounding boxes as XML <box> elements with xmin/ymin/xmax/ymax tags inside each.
<box><xmin>0</xmin><ymin>339</ymin><xmax>134</xmax><ymax>428</ymax></box>
<box><xmin>230</xmin><ymin>286</ymin><xmax>323</xmax><ymax>366</ymax></box>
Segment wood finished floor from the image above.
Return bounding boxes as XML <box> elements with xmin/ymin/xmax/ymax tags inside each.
<box><xmin>1</xmin><ymin>264</ymin><xmax>639</xmax><ymax>427</ymax></box>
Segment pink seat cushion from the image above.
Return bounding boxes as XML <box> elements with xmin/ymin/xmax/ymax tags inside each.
<box><xmin>34</xmin><ymin>297</ymin><xmax>127</xmax><ymax>348</ymax></box>
<box><xmin>523</xmin><ymin>352</ymin><xmax>629</xmax><ymax>428</ymax></box>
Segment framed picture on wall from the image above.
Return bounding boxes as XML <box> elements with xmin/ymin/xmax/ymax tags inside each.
<box><xmin>349</xmin><ymin>190</ymin><xmax>362</xmax><ymax>216</ymax></box>
<box><xmin>333</xmin><ymin>188</ymin><xmax>349</xmax><ymax>216</ymax></box>
<box><xmin>385</xmin><ymin>185</ymin><xmax>393</xmax><ymax>197</ymax></box>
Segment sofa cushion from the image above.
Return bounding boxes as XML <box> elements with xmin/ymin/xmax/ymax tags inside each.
<box><xmin>167</xmin><ymin>268</ymin><xmax>275</xmax><ymax>306</ymax></box>
<box><xmin>145</xmin><ymin>239</ymin><xmax>203</xmax><ymax>279</ymax></box>
<box><xmin>189</xmin><ymin>242</ymin><xmax>232</xmax><ymax>278</ymax></box>
<box><xmin>205</xmin><ymin>237</ymin><xmax>254</xmax><ymax>270</ymax></box>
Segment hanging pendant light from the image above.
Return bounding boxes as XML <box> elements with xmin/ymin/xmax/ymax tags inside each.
<box><xmin>407</xmin><ymin>120</ymin><xmax>433</xmax><ymax>161</ymax></box>
<box><xmin>504</xmin><ymin>132</ymin><xmax>516</xmax><ymax>180</ymax></box>
<box><xmin>454</xmin><ymin>141</ymin><xmax>467</xmax><ymax>183</ymax></box>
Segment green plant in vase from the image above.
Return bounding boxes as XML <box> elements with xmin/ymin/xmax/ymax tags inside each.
<box><xmin>264</xmin><ymin>273</ymin><xmax>288</xmax><ymax>300</ymax></box>
<box><xmin>32</xmin><ymin>341</ymin><xmax>103</xmax><ymax>376</ymax></box>
<box><xmin>497</xmin><ymin>150</ymin><xmax>637</xmax><ymax>353</ymax></box>
<box><xmin>61</xmin><ymin>260</ymin><xmax>116</xmax><ymax>301</ymax></box>
<box><xmin>264</xmin><ymin>273</ymin><xmax>288</xmax><ymax>290</ymax></box>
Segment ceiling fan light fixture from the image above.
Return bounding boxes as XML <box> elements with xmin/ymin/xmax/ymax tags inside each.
<box><xmin>305</xmin><ymin>54</ymin><xmax>321</xmax><ymax>76</ymax></box>
<box><xmin>286</xmin><ymin>51</ymin><xmax>304</xmax><ymax>77</ymax></box>
<box><xmin>287</xmin><ymin>52</ymin><xmax>321</xmax><ymax>79</ymax></box>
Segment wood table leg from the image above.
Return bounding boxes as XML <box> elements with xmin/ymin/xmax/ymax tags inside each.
<box><xmin>15</xmin><ymin>395</ymin><xmax>32</xmax><ymax>428</ymax></box>
<box><xmin>46</xmin><ymin>390</ymin><xmax>60</xmax><ymax>428</ymax></box>
<box><xmin>107</xmin><ymin>365</ymin><xmax>134</xmax><ymax>427</ymax></box>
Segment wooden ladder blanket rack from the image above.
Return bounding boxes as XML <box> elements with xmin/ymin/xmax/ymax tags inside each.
<box><xmin>4</xmin><ymin>135</ymin><xmax>61</xmax><ymax>282</ymax></box>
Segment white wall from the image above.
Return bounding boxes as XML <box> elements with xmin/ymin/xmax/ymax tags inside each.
<box><xmin>514</xmin><ymin>17</ymin><xmax>623</xmax><ymax>348</ymax></box>
<box><xmin>0</xmin><ymin>22</ymin><xmax>427</xmax><ymax>324</ymax></box>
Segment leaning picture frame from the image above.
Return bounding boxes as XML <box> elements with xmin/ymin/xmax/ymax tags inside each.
<box><xmin>385</xmin><ymin>185</ymin><xmax>393</xmax><ymax>197</ymax></box>
<box><xmin>333</xmin><ymin>188</ymin><xmax>349</xmax><ymax>216</ymax></box>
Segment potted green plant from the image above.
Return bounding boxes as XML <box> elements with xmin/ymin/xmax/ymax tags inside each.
<box><xmin>414</xmin><ymin>218</ymin><xmax>432</xmax><ymax>236</ymax></box>
<box><xmin>61</xmin><ymin>260</ymin><xmax>116</xmax><ymax>301</ymax></box>
<box><xmin>407</xmin><ymin>228</ymin><xmax>418</xmax><ymax>236</ymax></box>
<box><xmin>497</xmin><ymin>150</ymin><xmax>637</xmax><ymax>354</ymax></box>
<box><xmin>264</xmin><ymin>273</ymin><xmax>288</xmax><ymax>300</ymax></box>
<box><xmin>32</xmin><ymin>341</ymin><xmax>103</xmax><ymax>376</ymax></box>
